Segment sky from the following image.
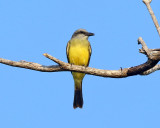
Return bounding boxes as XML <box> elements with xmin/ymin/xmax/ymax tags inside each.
<box><xmin>0</xmin><ymin>0</ymin><xmax>160</xmax><ymax>128</ymax></box>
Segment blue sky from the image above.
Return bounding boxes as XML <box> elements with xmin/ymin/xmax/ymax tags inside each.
<box><xmin>0</xmin><ymin>0</ymin><xmax>160</xmax><ymax>128</ymax></box>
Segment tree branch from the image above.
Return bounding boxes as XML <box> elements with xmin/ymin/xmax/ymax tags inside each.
<box><xmin>0</xmin><ymin>59</ymin><xmax>63</xmax><ymax>72</ymax></box>
<box><xmin>141</xmin><ymin>64</ymin><xmax>160</xmax><ymax>75</ymax></box>
<box><xmin>143</xmin><ymin>0</ymin><xmax>160</xmax><ymax>36</ymax></box>
<box><xmin>0</xmin><ymin>1</ymin><xmax>159</xmax><ymax>78</ymax></box>
<box><xmin>0</xmin><ymin>37</ymin><xmax>159</xmax><ymax>78</ymax></box>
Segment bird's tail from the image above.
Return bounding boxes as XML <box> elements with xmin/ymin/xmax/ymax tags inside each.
<box><xmin>73</xmin><ymin>80</ymin><xmax>83</xmax><ymax>109</ymax></box>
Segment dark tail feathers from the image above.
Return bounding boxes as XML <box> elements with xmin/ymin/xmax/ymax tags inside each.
<box><xmin>73</xmin><ymin>89</ymin><xmax>83</xmax><ymax>109</ymax></box>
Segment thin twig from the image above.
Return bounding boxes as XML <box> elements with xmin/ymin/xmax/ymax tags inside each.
<box><xmin>138</xmin><ymin>37</ymin><xmax>150</xmax><ymax>56</ymax></box>
<box><xmin>143</xmin><ymin>0</ymin><xmax>160</xmax><ymax>36</ymax></box>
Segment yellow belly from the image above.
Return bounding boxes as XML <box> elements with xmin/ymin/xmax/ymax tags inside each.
<box><xmin>68</xmin><ymin>40</ymin><xmax>90</xmax><ymax>80</ymax></box>
<box><xmin>69</xmin><ymin>45</ymin><xmax>90</xmax><ymax>66</ymax></box>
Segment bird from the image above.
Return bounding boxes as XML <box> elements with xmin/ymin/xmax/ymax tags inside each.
<box><xmin>66</xmin><ymin>29</ymin><xmax>94</xmax><ymax>108</ymax></box>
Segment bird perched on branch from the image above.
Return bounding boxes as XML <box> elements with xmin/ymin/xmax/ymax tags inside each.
<box><xmin>66</xmin><ymin>29</ymin><xmax>94</xmax><ymax>108</ymax></box>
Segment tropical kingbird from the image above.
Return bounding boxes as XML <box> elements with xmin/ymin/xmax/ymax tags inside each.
<box><xmin>66</xmin><ymin>29</ymin><xmax>94</xmax><ymax>108</ymax></box>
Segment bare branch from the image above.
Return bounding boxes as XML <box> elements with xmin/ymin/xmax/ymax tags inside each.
<box><xmin>0</xmin><ymin>2</ymin><xmax>160</xmax><ymax>78</ymax></box>
<box><xmin>140</xmin><ymin>48</ymin><xmax>160</xmax><ymax>60</ymax></box>
<box><xmin>0</xmin><ymin>58</ymin><xmax>63</xmax><ymax>72</ymax></box>
<box><xmin>141</xmin><ymin>64</ymin><xmax>160</xmax><ymax>75</ymax></box>
<box><xmin>0</xmin><ymin>37</ymin><xmax>159</xmax><ymax>78</ymax></box>
<box><xmin>43</xmin><ymin>53</ymin><xmax>68</xmax><ymax>66</ymax></box>
<box><xmin>143</xmin><ymin>0</ymin><xmax>160</xmax><ymax>36</ymax></box>
<box><xmin>138</xmin><ymin>37</ymin><xmax>160</xmax><ymax>60</ymax></box>
<box><xmin>138</xmin><ymin>37</ymin><xmax>150</xmax><ymax>56</ymax></box>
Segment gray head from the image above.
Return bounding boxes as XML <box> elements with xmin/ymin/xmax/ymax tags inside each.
<box><xmin>71</xmin><ymin>29</ymin><xmax>94</xmax><ymax>39</ymax></box>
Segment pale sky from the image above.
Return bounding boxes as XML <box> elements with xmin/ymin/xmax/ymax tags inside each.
<box><xmin>0</xmin><ymin>0</ymin><xmax>160</xmax><ymax>128</ymax></box>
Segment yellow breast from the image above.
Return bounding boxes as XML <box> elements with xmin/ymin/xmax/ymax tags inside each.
<box><xmin>68</xmin><ymin>39</ymin><xmax>90</xmax><ymax>66</ymax></box>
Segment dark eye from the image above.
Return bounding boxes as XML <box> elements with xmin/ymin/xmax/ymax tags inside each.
<box><xmin>79</xmin><ymin>31</ymin><xmax>85</xmax><ymax>34</ymax></box>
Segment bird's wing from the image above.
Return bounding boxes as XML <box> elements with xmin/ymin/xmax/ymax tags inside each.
<box><xmin>87</xmin><ymin>42</ymin><xmax>92</xmax><ymax>66</ymax></box>
<box><xmin>66</xmin><ymin>41</ymin><xmax>70</xmax><ymax>63</ymax></box>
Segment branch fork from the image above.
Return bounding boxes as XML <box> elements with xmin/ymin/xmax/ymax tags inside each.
<box><xmin>138</xmin><ymin>37</ymin><xmax>160</xmax><ymax>60</ymax></box>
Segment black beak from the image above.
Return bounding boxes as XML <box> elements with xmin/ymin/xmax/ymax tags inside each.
<box><xmin>87</xmin><ymin>32</ymin><xmax>95</xmax><ymax>36</ymax></box>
